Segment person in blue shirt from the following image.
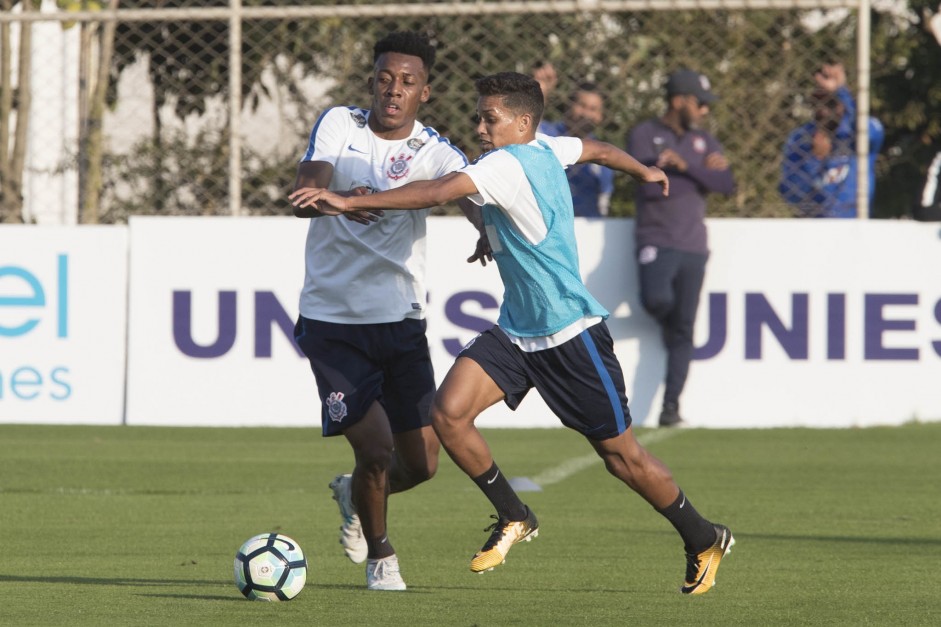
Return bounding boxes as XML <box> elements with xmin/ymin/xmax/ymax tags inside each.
<box><xmin>292</xmin><ymin>71</ymin><xmax>735</xmax><ymax>596</ymax></box>
<box><xmin>539</xmin><ymin>82</ymin><xmax>615</xmax><ymax>217</ymax></box>
<box><xmin>779</xmin><ymin>62</ymin><xmax>884</xmax><ymax>218</ymax></box>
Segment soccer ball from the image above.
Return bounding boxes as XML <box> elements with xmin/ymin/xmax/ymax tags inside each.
<box><xmin>233</xmin><ymin>533</ymin><xmax>308</xmax><ymax>601</ymax></box>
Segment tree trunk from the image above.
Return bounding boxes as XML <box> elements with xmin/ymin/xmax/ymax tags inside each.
<box><xmin>8</xmin><ymin>0</ymin><xmax>32</xmax><ymax>222</ymax></box>
<box><xmin>79</xmin><ymin>0</ymin><xmax>119</xmax><ymax>224</ymax></box>
<box><xmin>77</xmin><ymin>16</ymin><xmax>91</xmax><ymax>222</ymax></box>
<box><xmin>0</xmin><ymin>0</ymin><xmax>32</xmax><ymax>224</ymax></box>
<box><xmin>0</xmin><ymin>0</ymin><xmax>17</xmax><ymax>221</ymax></box>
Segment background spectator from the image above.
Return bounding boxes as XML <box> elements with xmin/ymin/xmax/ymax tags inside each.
<box><xmin>539</xmin><ymin>82</ymin><xmax>615</xmax><ymax>217</ymax></box>
<box><xmin>779</xmin><ymin>62</ymin><xmax>884</xmax><ymax>218</ymax></box>
<box><xmin>531</xmin><ymin>60</ymin><xmax>558</xmax><ymax>104</ymax></box>
<box><xmin>626</xmin><ymin>68</ymin><xmax>736</xmax><ymax>427</ymax></box>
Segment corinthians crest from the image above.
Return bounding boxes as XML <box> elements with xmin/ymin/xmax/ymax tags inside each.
<box><xmin>387</xmin><ymin>153</ymin><xmax>413</xmax><ymax>180</ymax></box>
<box><xmin>325</xmin><ymin>391</ymin><xmax>348</xmax><ymax>423</ymax></box>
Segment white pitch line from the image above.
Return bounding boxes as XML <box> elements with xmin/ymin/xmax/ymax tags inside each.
<box><xmin>529</xmin><ymin>429</ymin><xmax>681</xmax><ymax>488</ymax></box>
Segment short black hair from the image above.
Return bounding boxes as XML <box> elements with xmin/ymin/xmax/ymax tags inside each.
<box><xmin>569</xmin><ymin>81</ymin><xmax>604</xmax><ymax>104</ymax></box>
<box><xmin>373</xmin><ymin>31</ymin><xmax>436</xmax><ymax>80</ymax></box>
<box><xmin>475</xmin><ymin>71</ymin><xmax>545</xmax><ymax>123</ymax></box>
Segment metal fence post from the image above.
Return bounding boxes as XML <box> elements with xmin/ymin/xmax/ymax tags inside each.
<box><xmin>229</xmin><ymin>0</ymin><xmax>242</xmax><ymax>216</ymax></box>
<box><xmin>856</xmin><ymin>0</ymin><xmax>871</xmax><ymax>220</ymax></box>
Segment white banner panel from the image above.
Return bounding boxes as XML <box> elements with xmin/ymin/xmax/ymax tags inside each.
<box><xmin>125</xmin><ymin>217</ymin><xmax>311</xmax><ymax>426</ymax></box>
<box><xmin>0</xmin><ymin>226</ymin><xmax>128</xmax><ymax>424</ymax></box>
<box><xmin>125</xmin><ymin>216</ymin><xmax>941</xmax><ymax>429</ymax></box>
<box><xmin>686</xmin><ymin>219</ymin><xmax>941</xmax><ymax>427</ymax></box>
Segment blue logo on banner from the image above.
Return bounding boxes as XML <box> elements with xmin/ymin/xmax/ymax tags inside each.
<box><xmin>172</xmin><ymin>290</ymin><xmax>304</xmax><ymax>358</ymax></box>
<box><xmin>0</xmin><ymin>254</ymin><xmax>72</xmax><ymax>401</ymax></box>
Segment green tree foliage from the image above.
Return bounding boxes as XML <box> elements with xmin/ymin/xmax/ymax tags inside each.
<box><xmin>57</xmin><ymin>2</ymin><xmax>941</xmax><ymax>220</ymax></box>
<box><xmin>870</xmin><ymin>1</ymin><xmax>941</xmax><ymax>217</ymax></box>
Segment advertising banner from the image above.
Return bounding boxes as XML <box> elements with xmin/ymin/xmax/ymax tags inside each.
<box><xmin>0</xmin><ymin>226</ymin><xmax>128</xmax><ymax>424</ymax></box>
<box><xmin>123</xmin><ymin>216</ymin><xmax>941</xmax><ymax>429</ymax></box>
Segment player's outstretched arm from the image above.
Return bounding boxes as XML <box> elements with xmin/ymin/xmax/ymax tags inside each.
<box><xmin>291</xmin><ymin>161</ymin><xmax>384</xmax><ymax>224</ymax></box>
<box><xmin>292</xmin><ymin>171</ymin><xmax>479</xmax><ymax>214</ymax></box>
<box><xmin>579</xmin><ymin>137</ymin><xmax>669</xmax><ymax>197</ymax></box>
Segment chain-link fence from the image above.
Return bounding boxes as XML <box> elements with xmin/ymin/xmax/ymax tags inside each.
<box><xmin>2</xmin><ymin>0</ymin><xmax>871</xmax><ymax>224</ymax></box>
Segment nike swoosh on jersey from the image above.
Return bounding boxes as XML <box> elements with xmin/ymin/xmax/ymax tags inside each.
<box><xmin>347</xmin><ymin>144</ymin><xmax>367</xmax><ymax>154</ymax></box>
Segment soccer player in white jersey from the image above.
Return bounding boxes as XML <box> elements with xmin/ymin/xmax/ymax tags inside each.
<box><xmin>289</xmin><ymin>31</ymin><xmax>488</xmax><ymax>592</ymax></box>
<box><xmin>292</xmin><ymin>71</ymin><xmax>735</xmax><ymax>596</ymax></box>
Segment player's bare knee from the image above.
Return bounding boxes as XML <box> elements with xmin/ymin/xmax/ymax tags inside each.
<box><xmin>402</xmin><ymin>454</ymin><xmax>437</xmax><ymax>484</ymax></box>
<box><xmin>430</xmin><ymin>398</ymin><xmax>466</xmax><ymax>437</ymax></box>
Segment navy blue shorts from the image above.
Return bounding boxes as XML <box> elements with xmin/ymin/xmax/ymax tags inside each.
<box><xmin>460</xmin><ymin>322</ymin><xmax>632</xmax><ymax>440</ymax></box>
<box><xmin>294</xmin><ymin>316</ymin><xmax>435</xmax><ymax>437</ymax></box>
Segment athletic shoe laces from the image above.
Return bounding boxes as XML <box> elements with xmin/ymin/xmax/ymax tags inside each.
<box><xmin>370</xmin><ymin>557</ymin><xmax>401</xmax><ymax>583</ymax></box>
<box><xmin>481</xmin><ymin>515</ymin><xmax>511</xmax><ymax>551</ymax></box>
<box><xmin>685</xmin><ymin>552</ymin><xmax>701</xmax><ymax>581</ymax></box>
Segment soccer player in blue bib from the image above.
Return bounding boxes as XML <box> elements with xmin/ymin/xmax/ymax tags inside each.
<box><xmin>292</xmin><ymin>71</ymin><xmax>735</xmax><ymax>595</ymax></box>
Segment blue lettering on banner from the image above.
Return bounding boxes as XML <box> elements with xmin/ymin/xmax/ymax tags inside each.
<box><xmin>0</xmin><ymin>366</ymin><xmax>72</xmax><ymax>401</ymax></box>
<box><xmin>935</xmin><ymin>299</ymin><xmax>941</xmax><ymax>358</ymax></box>
<box><xmin>693</xmin><ymin>293</ymin><xmax>727</xmax><ymax>360</ymax></box>
<box><xmin>827</xmin><ymin>293</ymin><xmax>846</xmax><ymax>360</ymax></box>
<box><xmin>173</xmin><ymin>290</ymin><xmax>303</xmax><ymax>359</ymax></box>
<box><xmin>0</xmin><ymin>254</ymin><xmax>68</xmax><ymax>338</ymax></box>
<box><xmin>0</xmin><ymin>255</ymin><xmax>73</xmax><ymax>402</ymax></box>
<box><xmin>864</xmin><ymin>294</ymin><xmax>918</xmax><ymax>360</ymax></box>
<box><xmin>694</xmin><ymin>291</ymin><xmax>939</xmax><ymax>361</ymax></box>
<box><xmin>442</xmin><ymin>290</ymin><xmax>499</xmax><ymax>356</ymax></box>
<box><xmin>254</xmin><ymin>291</ymin><xmax>303</xmax><ymax>358</ymax></box>
<box><xmin>744</xmin><ymin>293</ymin><xmax>809</xmax><ymax>360</ymax></box>
<box><xmin>173</xmin><ymin>291</ymin><xmax>237</xmax><ymax>358</ymax></box>
<box><xmin>168</xmin><ymin>287</ymin><xmax>941</xmax><ymax>363</ymax></box>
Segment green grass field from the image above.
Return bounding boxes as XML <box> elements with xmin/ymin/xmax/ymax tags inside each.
<box><xmin>2</xmin><ymin>423</ymin><xmax>939</xmax><ymax>626</ymax></box>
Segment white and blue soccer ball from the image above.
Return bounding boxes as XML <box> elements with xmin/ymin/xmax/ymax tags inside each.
<box><xmin>234</xmin><ymin>533</ymin><xmax>308</xmax><ymax>601</ymax></box>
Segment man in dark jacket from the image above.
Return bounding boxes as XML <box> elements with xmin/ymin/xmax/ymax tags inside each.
<box><xmin>626</xmin><ymin>69</ymin><xmax>736</xmax><ymax>427</ymax></box>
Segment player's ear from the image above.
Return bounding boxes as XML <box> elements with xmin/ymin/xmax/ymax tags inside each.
<box><xmin>367</xmin><ymin>76</ymin><xmax>375</xmax><ymax>92</ymax></box>
<box><xmin>420</xmin><ymin>83</ymin><xmax>431</xmax><ymax>103</ymax></box>
<box><xmin>519</xmin><ymin>113</ymin><xmax>533</xmax><ymax>133</ymax></box>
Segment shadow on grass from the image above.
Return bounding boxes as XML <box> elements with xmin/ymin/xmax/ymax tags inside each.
<box><xmin>0</xmin><ymin>576</ymin><xmax>414</xmax><ymax>596</ymax></box>
<box><xmin>627</xmin><ymin>527</ymin><xmax>941</xmax><ymax>548</ymax></box>
<box><xmin>729</xmin><ymin>532</ymin><xmax>941</xmax><ymax>547</ymax></box>
<box><xmin>0</xmin><ymin>575</ymin><xmax>221</xmax><ymax>587</ymax></box>
<box><xmin>136</xmin><ymin>583</ymin><xmax>390</xmax><ymax>601</ymax></box>
<box><xmin>138</xmin><ymin>593</ymin><xmax>243</xmax><ymax>602</ymax></box>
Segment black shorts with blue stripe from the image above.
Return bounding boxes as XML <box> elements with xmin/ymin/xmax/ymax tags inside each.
<box><xmin>460</xmin><ymin>321</ymin><xmax>632</xmax><ymax>440</ymax></box>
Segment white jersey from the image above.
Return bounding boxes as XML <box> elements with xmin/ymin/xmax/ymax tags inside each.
<box><xmin>298</xmin><ymin>106</ymin><xmax>468</xmax><ymax>323</ymax></box>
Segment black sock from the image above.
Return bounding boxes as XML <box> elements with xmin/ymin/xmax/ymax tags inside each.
<box><xmin>656</xmin><ymin>489</ymin><xmax>717</xmax><ymax>553</ymax></box>
<box><xmin>366</xmin><ymin>533</ymin><xmax>395</xmax><ymax>560</ymax></box>
<box><xmin>471</xmin><ymin>462</ymin><xmax>527</xmax><ymax>521</ymax></box>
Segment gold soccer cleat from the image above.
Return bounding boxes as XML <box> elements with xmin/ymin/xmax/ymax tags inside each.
<box><xmin>681</xmin><ymin>524</ymin><xmax>735</xmax><ymax>595</ymax></box>
<box><xmin>470</xmin><ymin>506</ymin><xmax>539</xmax><ymax>573</ymax></box>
